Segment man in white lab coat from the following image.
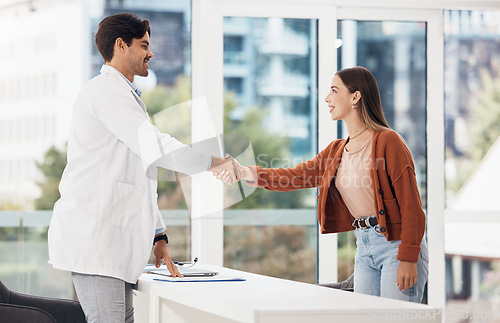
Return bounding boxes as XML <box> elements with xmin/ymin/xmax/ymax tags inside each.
<box><xmin>47</xmin><ymin>13</ymin><xmax>237</xmax><ymax>323</ymax></box>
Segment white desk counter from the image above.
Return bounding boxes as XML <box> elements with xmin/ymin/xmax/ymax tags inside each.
<box><xmin>134</xmin><ymin>265</ymin><xmax>442</xmax><ymax>323</ymax></box>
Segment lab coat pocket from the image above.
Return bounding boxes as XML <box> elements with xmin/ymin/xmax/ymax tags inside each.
<box><xmin>111</xmin><ymin>182</ymin><xmax>144</xmax><ymax>231</ymax></box>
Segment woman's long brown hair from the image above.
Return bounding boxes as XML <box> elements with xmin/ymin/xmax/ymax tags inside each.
<box><xmin>336</xmin><ymin>66</ymin><xmax>391</xmax><ymax>131</ymax></box>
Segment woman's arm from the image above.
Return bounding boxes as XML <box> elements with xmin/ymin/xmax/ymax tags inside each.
<box><xmin>217</xmin><ymin>150</ymin><xmax>328</xmax><ymax>192</ymax></box>
<box><xmin>382</xmin><ymin>132</ymin><xmax>425</xmax><ymax>291</ymax></box>
<box><xmin>383</xmin><ymin>132</ymin><xmax>426</xmax><ymax>262</ymax></box>
<box><xmin>239</xmin><ymin>164</ymin><xmax>257</xmax><ymax>183</ymax></box>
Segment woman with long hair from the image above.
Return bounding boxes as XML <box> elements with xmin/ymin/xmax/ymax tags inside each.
<box><xmin>217</xmin><ymin>66</ymin><xmax>428</xmax><ymax>302</ymax></box>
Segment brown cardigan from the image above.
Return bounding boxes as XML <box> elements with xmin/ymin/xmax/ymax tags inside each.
<box><xmin>248</xmin><ymin>129</ymin><xmax>425</xmax><ymax>262</ymax></box>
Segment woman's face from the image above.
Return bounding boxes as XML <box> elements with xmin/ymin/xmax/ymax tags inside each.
<box><xmin>324</xmin><ymin>75</ymin><xmax>357</xmax><ymax>121</ymax></box>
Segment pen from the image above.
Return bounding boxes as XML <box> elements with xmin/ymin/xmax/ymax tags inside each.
<box><xmin>174</xmin><ymin>257</ymin><xmax>198</xmax><ymax>266</ymax></box>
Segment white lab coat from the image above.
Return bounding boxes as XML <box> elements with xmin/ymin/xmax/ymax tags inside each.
<box><xmin>48</xmin><ymin>65</ymin><xmax>211</xmax><ymax>284</ymax></box>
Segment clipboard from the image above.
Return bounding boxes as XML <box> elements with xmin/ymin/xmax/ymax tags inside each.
<box><xmin>151</xmin><ymin>267</ymin><xmax>218</xmax><ymax>277</ymax></box>
<box><xmin>153</xmin><ymin>276</ymin><xmax>246</xmax><ymax>283</ymax></box>
<box><xmin>144</xmin><ymin>264</ymin><xmax>218</xmax><ymax>277</ymax></box>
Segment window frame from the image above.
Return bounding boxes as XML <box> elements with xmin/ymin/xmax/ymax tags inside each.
<box><xmin>192</xmin><ymin>0</ymin><xmax>337</xmax><ymax>281</ymax></box>
<box><xmin>192</xmin><ymin>0</ymin><xmax>447</xmax><ymax>308</ymax></box>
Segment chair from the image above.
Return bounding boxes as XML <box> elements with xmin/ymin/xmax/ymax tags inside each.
<box><xmin>318</xmin><ymin>272</ymin><xmax>354</xmax><ymax>292</ymax></box>
<box><xmin>0</xmin><ymin>280</ymin><xmax>86</xmax><ymax>323</ymax></box>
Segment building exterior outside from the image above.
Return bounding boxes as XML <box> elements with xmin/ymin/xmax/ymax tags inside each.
<box><xmin>0</xmin><ymin>0</ymin><xmax>192</xmax><ymax>207</ymax></box>
<box><xmin>0</xmin><ymin>0</ymin><xmax>316</xmax><ymax>207</ymax></box>
<box><xmin>223</xmin><ymin>17</ymin><xmax>316</xmax><ymax>158</ymax></box>
<box><xmin>0</xmin><ymin>0</ymin><xmax>88</xmax><ymax>207</ymax></box>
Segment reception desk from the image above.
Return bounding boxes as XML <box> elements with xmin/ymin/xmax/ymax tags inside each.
<box><xmin>134</xmin><ymin>265</ymin><xmax>442</xmax><ymax>323</ymax></box>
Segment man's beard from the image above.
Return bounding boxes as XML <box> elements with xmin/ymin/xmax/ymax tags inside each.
<box><xmin>131</xmin><ymin>57</ymin><xmax>149</xmax><ymax>77</ymax></box>
<box><xmin>136</xmin><ymin>63</ymin><xmax>149</xmax><ymax>77</ymax></box>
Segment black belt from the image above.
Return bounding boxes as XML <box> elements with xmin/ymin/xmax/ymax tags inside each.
<box><xmin>352</xmin><ymin>216</ymin><xmax>378</xmax><ymax>229</ymax></box>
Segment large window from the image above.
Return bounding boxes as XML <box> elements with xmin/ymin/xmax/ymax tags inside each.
<box><xmin>7</xmin><ymin>1</ymin><xmax>500</xmax><ymax>314</ymax></box>
<box><xmin>0</xmin><ymin>0</ymin><xmax>193</xmax><ymax>298</ymax></box>
<box><xmin>444</xmin><ymin>9</ymin><xmax>500</xmax><ymax>318</ymax></box>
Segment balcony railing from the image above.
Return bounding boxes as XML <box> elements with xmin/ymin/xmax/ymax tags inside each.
<box><xmin>259</xmin><ymin>29</ymin><xmax>309</xmax><ymax>56</ymax></box>
<box><xmin>0</xmin><ymin>209</ymin><xmax>317</xmax><ymax>299</ymax></box>
<box><xmin>258</xmin><ymin>73</ymin><xmax>310</xmax><ymax>97</ymax></box>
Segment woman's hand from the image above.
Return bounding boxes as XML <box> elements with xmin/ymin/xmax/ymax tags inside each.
<box><xmin>214</xmin><ymin>154</ymin><xmax>256</xmax><ymax>184</ymax></box>
<box><xmin>209</xmin><ymin>155</ymin><xmax>241</xmax><ymax>184</ymax></box>
<box><xmin>396</xmin><ymin>261</ymin><xmax>418</xmax><ymax>291</ymax></box>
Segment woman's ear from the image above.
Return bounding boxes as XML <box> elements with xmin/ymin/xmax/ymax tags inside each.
<box><xmin>352</xmin><ymin>91</ymin><xmax>362</xmax><ymax>105</ymax></box>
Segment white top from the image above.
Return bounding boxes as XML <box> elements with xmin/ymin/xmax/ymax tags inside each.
<box><xmin>335</xmin><ymin>138</ymin><xmax>376</xmax><ymax>219</ymax></box>
<box><xmin>48</xmin><ymin>65</ymin><xmax>211</xmax><ymax>283</ymax></box>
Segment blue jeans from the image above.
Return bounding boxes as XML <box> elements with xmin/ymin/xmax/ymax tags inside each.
<box><xmin>353</xmin><ymin>220</ymin><xmax>429</xmax><ymax>302</ymax></box>
<box><xmin>72</xmin><ymin>272</ymin><xmax>134</xmax><ymax>323</ymax></box>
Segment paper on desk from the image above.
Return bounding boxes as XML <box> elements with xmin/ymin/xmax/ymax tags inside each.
<box><xmin>153</xmin><ymin>275</ymin><xmax>246</xmax><ymax>283</ymax></box>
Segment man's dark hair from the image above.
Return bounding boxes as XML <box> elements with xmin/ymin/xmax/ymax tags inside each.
<box><xmin>95</xmin><ymin>13</ymin><xmax>151</xmax><ymax>62</ymax></box>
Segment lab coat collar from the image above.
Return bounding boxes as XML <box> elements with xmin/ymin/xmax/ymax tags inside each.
<box><xmin>100</xmin><ymin>64</ymin><xmax>147</xmax><ymax>113</ymax></box>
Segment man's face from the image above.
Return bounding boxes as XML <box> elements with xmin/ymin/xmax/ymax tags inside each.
<box><xmin>126</xmin><ymin>32</ymin><xmax>153</xmax><ymax>77</ymax></box>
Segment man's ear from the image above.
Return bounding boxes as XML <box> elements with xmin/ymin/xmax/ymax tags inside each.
<box><xmin>115</xmin><ymin>37</ymin><xmax>126</xmax><ymax>53</ymax></box>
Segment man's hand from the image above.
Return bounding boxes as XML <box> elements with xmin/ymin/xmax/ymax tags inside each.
<box><xmin>396</xmin><ymin>260</ymin><xmax>418</xmax><ymax>291</ymax></box>
<box><xmin>153</xmin><ymin>238</ymin><xmax>183</xmax><ymax>278</ymax></box>
<box><xmin>213</xmin><ymin>154</ymin><xmax>256</xmax><ymax>184</ymax></box>
<box><xmin>209</xmin><ymin>154</ymin><xmax>242</xmax><ymax>184</ymax></box>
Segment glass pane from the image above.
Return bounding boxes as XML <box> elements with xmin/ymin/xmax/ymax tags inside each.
<box><xmin>444</xmin><ymin>11</ymin><xmax>500</xmax><ymax>211</ymax></box>
<box><xmin>22</xmin><ymin>211</ymin><xmax>75</xmax><ymax>298</ymax></box>
<box><xmin>0</xmin><ymin>212</ymin><xmax>22</xmax><ymax>293</ymax></box>
<box><xmin>0</xmin><ymin>0</ymin><xmax>193</xmax><ymax>297</ymax></box>
<box><xmin>222</xmin><ymin>17</ymin><xmax>318</xmax><ymax>283</ymax></box>
<box><xmin>0</xmin><ymin>211</ymin><xmax>75</xmax><ymax>298</ymax></box>
<box><xmin>336</xmin><ymin>20</ymin><xmax>427</xmax><ymax>282</ymax></box>
<box><xmin>444</xmin><ymin>9</ymin><xmax>500</xmax><ymax>318</ymax></box>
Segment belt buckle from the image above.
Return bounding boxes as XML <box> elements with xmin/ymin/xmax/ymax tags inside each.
<box><xmin>354</xmin><ymin>218</ymin><xmax>366</xmax><ymax>229</ymax></box>
<box><xmin>352</xmin><ymin>218</ymin><xmax>370</xmax><ymax>229</ymax></box>
<box><xmin>353</xmin><ymin>216</ymin><xmax>376</xmax><ymax>229</ymax></box>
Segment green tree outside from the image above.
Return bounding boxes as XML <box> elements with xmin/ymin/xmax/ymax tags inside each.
<box><xmin>34</xmin><ymin>145</ymin><xmax>67</xmax><ymax>210</ymax></box>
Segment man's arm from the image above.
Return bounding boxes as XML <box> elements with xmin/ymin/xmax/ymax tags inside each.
<box><xmin>92</xmin><ymin>85</ymin><xmax>213</xmax><ymax>176</ymax></box>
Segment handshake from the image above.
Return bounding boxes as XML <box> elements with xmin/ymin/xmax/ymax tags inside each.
<box><xmin>209</xmin><ymin>154</ymin><xmax>256</xmax><ymax>185</ymax></box>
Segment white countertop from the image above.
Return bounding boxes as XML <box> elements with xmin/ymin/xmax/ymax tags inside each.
<box><xmin>136</xmin><ymin>264</ymin><xmax>442</xmax><ymax>323</ymax></box>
